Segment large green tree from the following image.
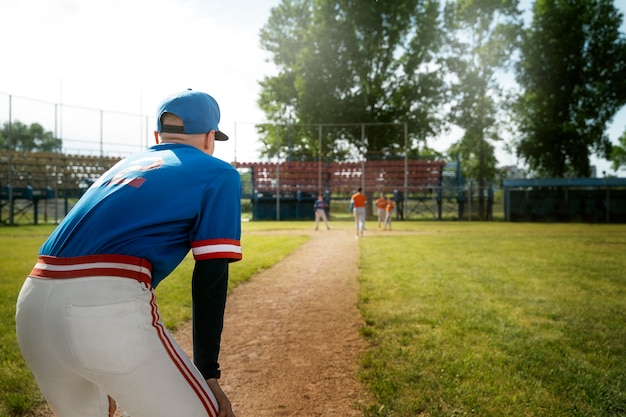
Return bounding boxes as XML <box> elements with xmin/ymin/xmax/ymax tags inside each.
<box><xmin>0</xmin><ymin>121</ymin><xmax>61</xmax><ymax>154</ymax></box>
<box><xmin>257</xmin><ymin>0</ymin><xmax>445</xmax><ymax>161</ymax></box>
<box><xmin>443</xmin><ymin>0</ymin><xmax>522</xmax><ymax>218</ymax></box>
<box><xmin>514</xmin><ymin>0</ymin><xmax>626</xmax><ymax>177</ymax></box>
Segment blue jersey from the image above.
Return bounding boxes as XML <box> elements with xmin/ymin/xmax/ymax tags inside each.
<box><xmin>314</xmin><ymin>200</ymin><xmax>327</xmax><ymax>210</ymax></box>
<box><xmin>40</xmin><ymin>143</ymin><xmax>242</xmax><ymax>287</ymax></box>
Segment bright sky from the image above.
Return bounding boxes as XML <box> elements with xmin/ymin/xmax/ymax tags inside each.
<box><xmin>0</xmin><ymin>0</ymin><xmax>280</xmax><ymax>162</ymax></box>
<box><xmin>1</xmin><ymin>0</ymin><xmax>625</xmax><ymax>176</ymax></box>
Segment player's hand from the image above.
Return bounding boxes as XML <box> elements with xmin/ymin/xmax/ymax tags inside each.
<box><xmin>108</xmin><ymin>395</ymin><xmax>116</xmax><ymax>417</ymax></box>
<box><xmin>206</xmin><ymin>378</ymin><xmax>236</xmax><ymax>417</ymax></box>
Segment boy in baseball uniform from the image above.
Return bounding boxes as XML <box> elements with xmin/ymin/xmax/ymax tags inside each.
<box><xmin>16</xmin><ymin>90</ymin><xmax>241</xmax><ymax>417</ymax></box>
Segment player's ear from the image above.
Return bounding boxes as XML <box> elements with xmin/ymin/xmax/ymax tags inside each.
<box><xmin>154</xmin><ymin>131</ymin><xmax>160</xmax><ymax>144</ymax></box>
<box><xmin>204</xmin><ymin>131</ymin><xmax>215</xmax><ymax>154</ymax></box>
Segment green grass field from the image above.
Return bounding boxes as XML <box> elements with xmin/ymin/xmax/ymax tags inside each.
<box><xmin>1</xmin><ymin>221</ymin><xmax>625</xmax><ymax>417</ymax></box>
<box><xmin>358</xmin><ymin>222</ymin><xmax>626</xmax><ymax>416</ymax></box>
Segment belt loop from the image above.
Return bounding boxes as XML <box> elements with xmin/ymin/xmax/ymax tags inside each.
<box><xmin>138</xmin><ymin>258</ymin><xmax>153</xmax><ymax>288</ymax></box>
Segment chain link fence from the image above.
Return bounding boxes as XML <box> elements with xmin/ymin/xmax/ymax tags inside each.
<box><xmin>2</xmin><ymin>93</ymin><xmax>488</xmax><ymax>223</ymax></box>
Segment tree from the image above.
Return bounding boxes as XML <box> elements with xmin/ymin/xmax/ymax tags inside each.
<box><xmin>257</xmin><ymin>0</ymin><xmax>445</xmax><ymax>161</ymax></box>
<box><xmin>514</xmin><ymin>0</ymin><xmax>626</xmax><ymax>177</ymax></box>
<box><xmin>610</xmin><ymin>129</ymin><xmax>626</xmax><ymax>172</ymax></box>
<box><xmin>0</xmin><ymin>121</ymin><xmax>61</xmax><ymax>154</ymax></box>
<box><xmin>443</xmin><ymin>0</ymin><xmax>522</xmax><ymax>218</ymax></box>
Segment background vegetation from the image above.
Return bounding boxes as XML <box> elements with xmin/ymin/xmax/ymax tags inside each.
<box><xmin>257</xmin><ymin>0</ymin><xmax>626</xmax><ymax>181</ymax></box>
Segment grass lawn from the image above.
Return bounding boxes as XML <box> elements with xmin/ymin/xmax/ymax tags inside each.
<box><xmin>1</xmin><ymin>221</ymin><xmax>625</xmax><ymax>416</ymax></box>
<box><xmin>358</xmin><ymin>222</ymin><xmax>626</xmax><ymax>416</ymax></box>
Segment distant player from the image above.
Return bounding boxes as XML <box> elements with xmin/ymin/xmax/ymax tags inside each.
<box><xmin>351</xmin><ymin>187</ymin><xmax>367</xmax><ymax>237</ymax></box>
<box><xmin>314</xmin><ymin>194</ymin><xmax>331</xmax><ymax>230</ymax></box>
<box><xmin>375</xmin><ymin>193</ymin><xmax>387</xmax><ymax>229</ymax></box>
<box><xmin>16</xmin><ymin>90</ymin><xmax>241</xmax><ymax>417</ymax></box>
<box><xmin>384</xmin><ymin>196</ymin><xmax>395</xmax><ymax>230</ymax></box>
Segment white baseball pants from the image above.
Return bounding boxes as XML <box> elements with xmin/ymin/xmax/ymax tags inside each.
<box><xmin>353</xmin><ymin>207</ymin><xmax>366</xmax><ymax>235</ymax></box>
<box><xmin>314</xmin><ymin>209</ymin><xmax>329</xmax><ymax>229</ymax></box>
<box><xmin>16</xmin><ymin>275</ymin><xmax>219</xmax><ymax>417</ymax></box>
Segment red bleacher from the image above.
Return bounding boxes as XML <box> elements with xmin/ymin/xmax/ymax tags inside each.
<box><xmin>237</xmin><ymin>160</ymin><xmax>446</xmax><ymax>195</ymax></box>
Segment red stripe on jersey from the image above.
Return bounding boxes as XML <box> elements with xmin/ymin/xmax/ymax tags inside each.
<box><xmin>192</xmin><ymin>238</ymin><xmax>242</xmax><ymax>261</ymax></box>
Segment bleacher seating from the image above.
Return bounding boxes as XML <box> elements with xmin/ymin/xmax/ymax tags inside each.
<box><xmin>0</xmin><ymin>151</ymin><xmax>121</xmax><ymax>195</ymax></box>
<box><xmin>1</xmin><ymin>151</ymin><xmax>124</xmax><ymax>223</ymax></box>
<box><xmin>237</xmin><ymin>159</ymin><xmax>447</xmax><ymax>197</ymax></box>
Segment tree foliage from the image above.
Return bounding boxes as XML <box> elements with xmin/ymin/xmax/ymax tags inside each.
<box><xmin>258</xmin><ymin>0</ymin><xmax>626</xmax><ymax>179</ymax></box>
<box><xmin>258</xmin><ymin>0</ymin><xmax>445</xmax><ymax>161</ymax></box>
<box><xmin>610</xmin><ymin>129</ymin><xmax>626</xmax><ymax>172</ymax></box>
<box><xmin>443</xmin><ymin>0</ymin><xmax>522</xmax><ymax>200</ymax></box>
<box><xmin>0</xmin><ymin>121</ymin><xmax>61</xmax><ymax>155</ymax></box>
<box><xmin>514</xmin><ymin>0</ymin><xmax>626</xmax><ymax>177</ymax></box>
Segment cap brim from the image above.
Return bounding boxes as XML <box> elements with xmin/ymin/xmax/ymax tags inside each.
<box><xmin>215</xmin><ymin>131</ymin><xmax>229</xmax><ymax>141</ymax></box>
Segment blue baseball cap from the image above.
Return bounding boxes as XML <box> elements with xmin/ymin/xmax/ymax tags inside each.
<box><xmin>156</xmin><ymin>89</ymin><xmax>228</xmax><ymax>141</ymax></box>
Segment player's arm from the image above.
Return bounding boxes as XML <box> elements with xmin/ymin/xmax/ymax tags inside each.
<box><xmin>192</xmin><ymin>259</ymin><xmax>238</xmax><ymax>417</ymax></box>
<box><xmin>191</xmin><ymin>258</ymin><xmax>229</xmax><ymax>379</ymax></box>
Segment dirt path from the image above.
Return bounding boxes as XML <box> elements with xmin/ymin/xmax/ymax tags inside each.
<box><xmin>178</xmin><ymin>228</ymin><xmax>371</xmax><ymax>416</ymax></box>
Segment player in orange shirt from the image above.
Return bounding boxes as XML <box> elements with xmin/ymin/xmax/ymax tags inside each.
<box><xmin>350</xmin><ymin>187</ymin><xmax>367</xmax><ymax>237</ymax></box>
<box><xmin>375</xmin><ymin>193</ymin><xmax>387</xmax><ymax>229</ymax></box>
<box><xmin>384</xmin><ymin>197</ymin><xmax>395</xmax><ymax>230</ymax></box>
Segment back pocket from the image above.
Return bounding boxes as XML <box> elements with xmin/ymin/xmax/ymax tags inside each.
<box><xmin>67</xmin><ymin>300</ymin><xmax>149</xmax><ymax>374</ymax></box>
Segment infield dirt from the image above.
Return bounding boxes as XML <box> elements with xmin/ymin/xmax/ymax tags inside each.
<box><xmin>193</xmin><ymin>227</ymin><xmax>372</xmax><ymax>416</ymax></box>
